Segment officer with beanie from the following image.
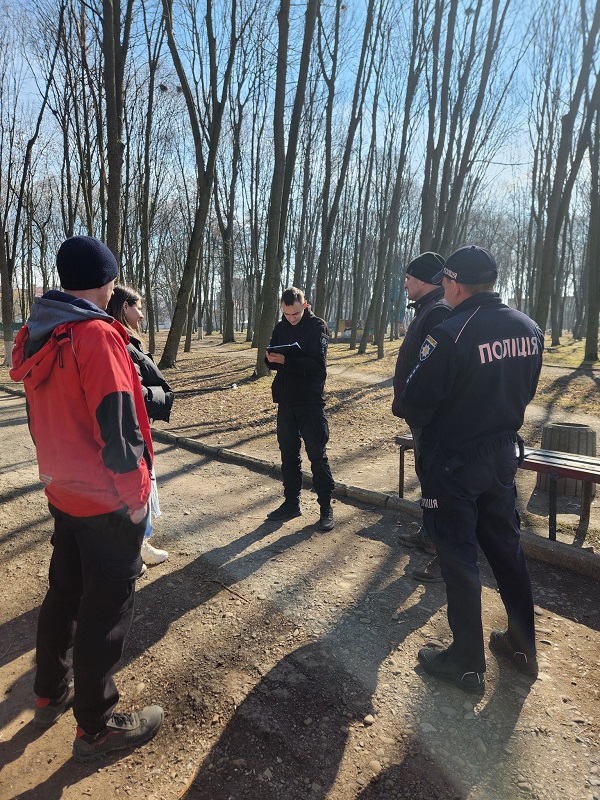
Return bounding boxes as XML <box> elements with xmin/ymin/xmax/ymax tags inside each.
<box><xmin>10</xmin><ymin>235</ymin><xmax>163</xmax><ymax>761</ymax></box>
<box><xmin>393</xmin><ymin>252</ymin><xmax>450</xmax><ymax>582</ymax></box>
<box><xmin>401</xmin><ymin>245</ymin><xmax>543</xmax><ymax>694</ymax></box>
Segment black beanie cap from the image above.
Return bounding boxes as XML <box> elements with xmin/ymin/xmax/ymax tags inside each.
<box><xmin>56</xmin><ymin>235</ymin><xmax>118</xmax><ymax>291</ymax></box>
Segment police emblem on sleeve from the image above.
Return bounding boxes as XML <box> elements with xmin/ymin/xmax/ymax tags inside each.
<box><xmin>419</xmin><ymin>335</ymin><xmax>437</xmax><ymax>361</ymax></box>
<box><xmin>321</xmin><ymin>334</ymin><xmax>328</xmax><ymax>353</ymax></box>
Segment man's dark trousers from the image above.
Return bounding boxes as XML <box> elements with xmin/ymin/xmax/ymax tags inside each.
<box><xmin>421</xmin><ymin>443</ymin><xmax>535</xmax><ymax>671</ymax></box>
<box><xmin>34</xmin><ymin>504</ymin><xmax>146</xmax><ymax>734</ymax></box>
<box><xmin>276</xmin><ymin>403</ymin><xmax>334</xmax><ymax>507</ymax></box>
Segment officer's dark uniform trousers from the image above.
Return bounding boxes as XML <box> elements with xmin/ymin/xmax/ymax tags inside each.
<box><xmin>277</xmin><ymin>402</ymin><xmax>334</xmax><ymax>507</ymax></box>
<box><xmin>421</xmin><ymin>441</ymin><xmax>535</xmax><ymax>672</ymax></box>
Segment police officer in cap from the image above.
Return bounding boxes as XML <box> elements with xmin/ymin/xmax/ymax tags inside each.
<box><xmin>401</xmin><ymin>245</ymin><xmax>544</xmax><ymax>694</ymax></box>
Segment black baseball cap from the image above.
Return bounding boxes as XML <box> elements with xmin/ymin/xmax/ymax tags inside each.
<box><xmin>432</xmin><ymin>245</ymin><xmax>497</xmax><ymax>285</ymax></box>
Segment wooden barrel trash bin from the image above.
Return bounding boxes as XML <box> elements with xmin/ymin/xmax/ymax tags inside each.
<box><xmin>536</xmin><ymin>423</ymin><xmax>597</xmax><ymax>499</ymax></box>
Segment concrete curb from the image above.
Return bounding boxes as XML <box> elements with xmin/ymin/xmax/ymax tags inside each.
<box><xmin>151</xmin><ymin>428</ymin><xmax>600</xmax><ymax>579</ymax></box>
<box><xmin>2</xmin><ymin>387</ymin><xmax>598</xmax><ymax>580</ymax></box>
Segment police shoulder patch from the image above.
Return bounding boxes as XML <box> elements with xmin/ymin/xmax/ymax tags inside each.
<box><xmin>321</xmin><ymin>334</ymin><xmax>328</xmax><ymax>350</ymax></box>
<box><xmin>419</xmin><ymin>335</ymin><xmax>438</xmax><ymax>361</ymax></box>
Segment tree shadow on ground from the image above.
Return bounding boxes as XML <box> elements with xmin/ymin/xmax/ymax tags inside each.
<box><xmin>176</xmin><ymin>519</ymin><xmax>448</xmax><ymax>799</ymax></box>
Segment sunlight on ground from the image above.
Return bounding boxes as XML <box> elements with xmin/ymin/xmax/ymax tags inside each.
<box><xmin>544</xmin><ymin>335</ymin><xmax>600</xmax><ymax>368</ymax></box>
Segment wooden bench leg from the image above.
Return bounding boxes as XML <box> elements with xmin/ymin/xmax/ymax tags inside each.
<box><xmin>580</xmin><ymin>481</ymin><xmax>592</xmax><ymax>530</ymax></box>
<box><xmin>399</xmin><ymin>446</ymin><xmax>406</xmax><ymax>498</ymax></box>
<box><xmin>548</xmin><ymin>475</ymin><xmax>557</xmax><ymax>541</ymax></box>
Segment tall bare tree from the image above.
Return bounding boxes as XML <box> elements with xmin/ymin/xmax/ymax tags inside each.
<box><xmin>0</xmin><ymin>0</ymin><xmax>65</xmax><ymax>366</ymax></box>
<box><xmin>102</xmin><ymin>0</ymin><xmax>134</xmax><ymax>258</ymax></box>
<box><xmin>253</xmin><ymin>0</ymin><xmax>320</xmax><ymax>378</ymax></box>
<box><xmin>358</xmin><ymin>0</ymin><xmax>423</xmax><ymax>356</ymax></box>
<box><xmin>313</xmin><ymin>0</ymin><xmax>382</xmax><ymax>319</ymax></box>
<box><xmin>158</xmin><ymin>0</ymin><xmax>245</xmax><ymax>369</ymax></box>
<box><xmin>420</xmin><ymin>0</ymin><xmax>523</xmax><ymax>255</ymax></box>
<box><xmin>533</xmin><ymin>0</ymin><xmax>600</xmax><ymax>332</ymax></box>
<box><xmin>585</xmin><ymin>115</ymin><xmax>599</xmax><ymax>361</ymax></box>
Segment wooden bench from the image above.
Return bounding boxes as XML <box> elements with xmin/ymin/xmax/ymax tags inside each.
<box><xmin>395</xmin><ymin>434</ymin><xmax>600</xmax><ymax>540</ymax></box>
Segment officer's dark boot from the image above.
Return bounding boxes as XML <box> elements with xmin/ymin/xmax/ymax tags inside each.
<box><xmin>266</xmin><ymin>499</ymin><xmax>302</xmax><ymax>521</ymax></box>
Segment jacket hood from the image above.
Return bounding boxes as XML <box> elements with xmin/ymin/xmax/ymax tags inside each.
<box><xmin>26</xmin><ymin>290</ymin><xmax>111</xmax><ymax>344</ymax></box>
<box><xmin>10</xmin><ymin>292</ymin><xmax>124</xmax><ymax>383</ymax></box>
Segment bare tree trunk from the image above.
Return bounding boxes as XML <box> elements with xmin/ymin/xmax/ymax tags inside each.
<box><xmin>438</xmin><ymin>0</ymin><xmax>513</xmax><ymax>255</ymax></box>
<box><xmin>550</xmin><ymin>222</ymin><xmax>569</xmax><ymax>345</ymax></box>
<box><xmin>253</xmin><ymin>0</ymin><xmax>319</xmax><ymax>377</ymax></box>
<box><xmin>253</xmin><ymin>0</ymin><xmax>290</xmax><ymax>377</ymax></box>
<box><xmin>420</xmin><ymin>0</ymin><xmax>456</xmax><ymax>251</ymax></box>
<box><xmin>1</xmin><ymin>1</ymin><xmax>65</xmax><ymax>366</ymax></box>
<box><xmin>533</xmin><ymin>2</ymin><xmax>600</xmax><ymax>329</ymax></box>
<box><xmin>585</xmin><ymin>116</ymin><xmax>600</xmax><ymax>361</ymax></box>
<box><xmin>214</xmin><ymin>80</ymin><xmax>247</xmax><ymax>344</ymax></box>
<box><xmin>159</xmin><ymin>0</ymin><xmax>239</xmax><ymax>369</ymax></box>
<box><xmin>102</xmin><ymin>0</ymin><xmax>134</xmax><ymax>259</ymax></box>
<box><xmin>348</xmin><ymin>126</ymin><xmax>374</xmax><ymax>351</ymax></box>
<box><xmin>357</xmin><ymin>0</ymin><xmax>420</xmax><ymax>357</ymax></box>
<box><xmin>293</xmin><ymin>81</ymin><xmax>319</xmax><ymax>289</ymax></box>
<box><xmin>140</xmin><ymin>4</ymin><xmax>165</xmax><ymax>354</ymax></box>
<box><xmin>313</xmin><ymin>0</ymin><xmax>379</xmax><ymax>318</ymax></box>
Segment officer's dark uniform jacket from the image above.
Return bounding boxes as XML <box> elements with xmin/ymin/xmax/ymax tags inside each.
<box><xmin>267</xmin><ymin>308</ymin><xmax>329</xmax><ymax>405</ymax></box>
<box><xmin>401</xmin><ymin>292</ymin><xmax>544</xmax><ymax>462</ymax></box>
<box><xmin>392</xmin><ymin>286</ymin><xmax>450</xmax><ymax>418</ymax></box>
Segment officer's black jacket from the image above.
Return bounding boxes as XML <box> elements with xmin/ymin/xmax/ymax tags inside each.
<box><xmin>392</xmin><ymin>286</ymin><xmax>450</xmax><ymax>419</ymax></box>
<box><xmin>401</xmin><ymin>292</ymin><xmax>544</xmax><ymax>457</ymax></box>
<box><xmin>266</xmin><ymin>308</ymin><xmax>329</xmax><ymax>404</ymax></box>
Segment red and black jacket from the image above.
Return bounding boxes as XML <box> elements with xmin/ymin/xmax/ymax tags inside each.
<box><xmin>11</xmin><ymin>293</ymin><xmax>152</xmax><ymax>517</ymax></box>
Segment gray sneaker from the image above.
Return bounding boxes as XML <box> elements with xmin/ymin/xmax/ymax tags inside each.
<box><xmin>398</xmin><ymin>527</ymin><xmax>436</xmax><ymax>555</ymax></box>
<box><xmin>34</xmin><ymin>681</ymin><xmax>75</xmax><ymax>729</ymax></box>
<box><xmin>72</xmin><ymin>705</ymin><xmax>164</xmax><ymax>763</ymax></box>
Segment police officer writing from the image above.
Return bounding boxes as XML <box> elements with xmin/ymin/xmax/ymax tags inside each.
<box><xmin>392</xmin><ymin>252</ymin><xmax>450</xmax><ymax>583</ymax></box>
<box><xmin>401</xmin><ymin>246</ymin><xmax>544</xmax><ymax>694</ymax></box>
<box><xmin>265</xmin><ymin>287</ymin><xmax>335</xmax><ymax>531</ymax></box>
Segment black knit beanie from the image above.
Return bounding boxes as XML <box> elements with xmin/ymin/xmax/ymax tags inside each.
<box><xmin>405</xmin><ymin>252</ymin><xmax>445</xmax><ymax>284</ymax></box>
<box><xmin>56</xmin><ymin>235</ymin><xmax>118</xmax><ymax>290</ymax></box>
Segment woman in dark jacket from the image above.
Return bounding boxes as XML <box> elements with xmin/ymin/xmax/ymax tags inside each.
<box><xmin>107</xmin><ymin>286</ymin><xmax>174</xmax><ymax>566</ymax></box>
<box><xmin>108</xmin><ymin>286</ymin><xmax>174</xmax><ymax>423</ymax></box>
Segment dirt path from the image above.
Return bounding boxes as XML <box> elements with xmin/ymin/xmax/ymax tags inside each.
<box><xmin>154</xmin><ymin>340</ymin><xmax>600</xmax><ymax>541</ymax></box>
<box><xmin>1</xmin><ymin>389</ymin><xmax>599</xmax><ymax>800</ymax></box>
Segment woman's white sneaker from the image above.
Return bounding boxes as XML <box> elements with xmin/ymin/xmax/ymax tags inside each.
<box><xmin>141</xmin><ymin>540</ymin><xmax>168</xmax><ymax>565</ymax></box>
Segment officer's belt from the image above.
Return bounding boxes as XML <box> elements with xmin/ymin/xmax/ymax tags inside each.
<box><xmin>441</xmin><ymin>432</ymin><xmax>522</xmax><ymax>475</ymax></box>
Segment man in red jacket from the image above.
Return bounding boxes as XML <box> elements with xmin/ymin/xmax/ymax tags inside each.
<box><xmin>10</xmin><ymin>236</ymin><xmax>163</xmax><ymax>762</ymax></box>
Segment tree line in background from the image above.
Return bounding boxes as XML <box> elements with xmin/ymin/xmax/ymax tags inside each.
<box><xmin>1</xmin><ymin>0</ymin><xmax>600</xmax><ymax>374</ymax></box>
